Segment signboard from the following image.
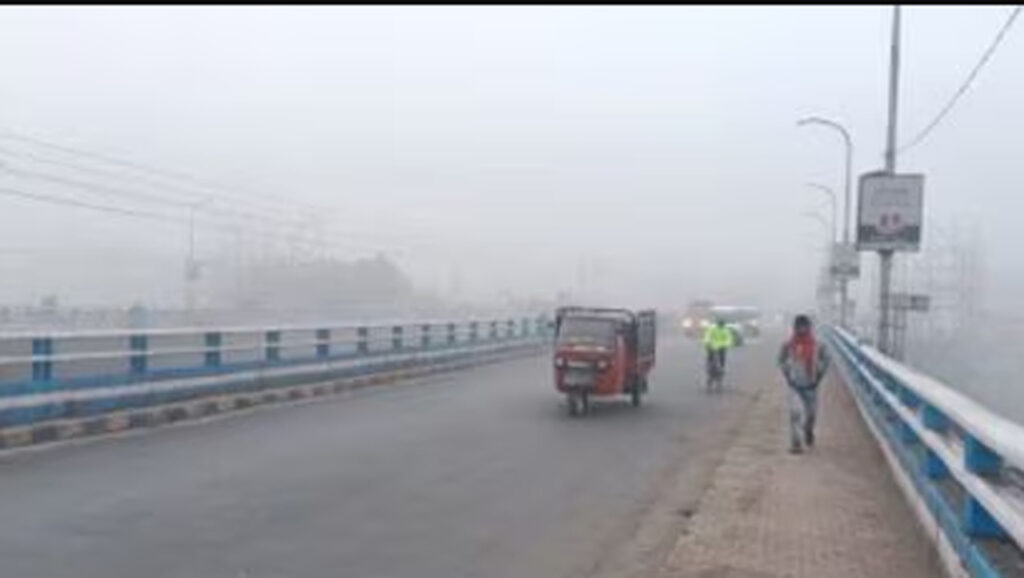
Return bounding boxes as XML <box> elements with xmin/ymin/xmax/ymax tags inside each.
<box><xmin>891</xmin><ymin>293</ymin><xmax>930</xmax><ymax>312</ymax></box>
<box><xmin>856</xmin><ymin>172</ymin><xmax>924</xmax><ymax>252</ymax></box>
<box><xmin>829</xmin><ymin>242</ymin><xmax>860</xmax><ymax>279</ymax></box>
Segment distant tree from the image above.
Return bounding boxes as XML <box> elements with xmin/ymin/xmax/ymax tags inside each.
<box><xmin>225</xmin><ymin>254</ymin><xmax>418</xmax><ymax>315</ymax></box>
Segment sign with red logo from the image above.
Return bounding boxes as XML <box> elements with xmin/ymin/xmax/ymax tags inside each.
<box><xmin>856</xmin><ymin>172</ymin><xmax>924</xmax><ymax>252</ymax></box>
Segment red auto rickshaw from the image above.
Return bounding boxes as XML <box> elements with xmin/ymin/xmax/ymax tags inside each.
<box><xmin>552</xmin><ymin>307</ymin><xmax>656</xmax><ymax>416</ymax></box>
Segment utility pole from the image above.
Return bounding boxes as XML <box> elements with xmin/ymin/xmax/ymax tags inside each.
<box><xmin>185</xmin><ymin>198</ymin><xmax>210</xmax><ymax>317</ymax></box>
<box><xmin>878</xmin><ymin>5</ymin><xmax>901</xmax><ymax>355</ymax></box>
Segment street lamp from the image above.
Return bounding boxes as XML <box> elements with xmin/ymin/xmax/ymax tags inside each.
<box><xmin>798</xmin><ymin>115</ymin><xmax>854</xmax><ymax>328</ymax></box>
<box><xmin>803</xmin><ymin>210</ymin><xmax>837</xmax><ymax>322</ymax></box>
<box><xmin>802</xmin><ymin>210</ymin><xmax>831</xmax><ymax>244</ymax></box>
<box><xmin>805</xmin><ymin>182</ymin><xmax>838</xmax><ymax>245</ymax></box>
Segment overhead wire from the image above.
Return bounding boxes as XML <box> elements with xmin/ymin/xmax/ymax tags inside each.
<box><xmin>0</xmin><ymin>185</ymin><xmax>401</xmax><ymax>256</ymax></box>
<box><xmin>0</xmin><ymin>128</ymin><xmax>329</xmax><ymax>213</ymax></box>
<box><xmin>0</xmin><ymin>139</ymin><xmax>455</xmax><ymax>251</ymax></box>
<box><xmin>898</xmin><ymin>6</ymin><xmax>1022</xmax><ymax>154</ymax></box>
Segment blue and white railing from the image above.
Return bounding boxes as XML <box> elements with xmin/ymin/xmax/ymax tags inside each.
<box><xmin>0</xmin><ymin>316</ymin><xmax>552</xmax><ymax>430</ymax></box>
<box><xmin>829</xmin><ymin>326</ymin><xmax>1024</xmax><ymax>578</ymax></box>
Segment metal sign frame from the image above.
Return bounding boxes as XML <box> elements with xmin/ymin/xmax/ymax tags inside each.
<box><xmin>856</xmin><ymin>172</ymin><xmax>925</xmax><ymax>252</ymax></box>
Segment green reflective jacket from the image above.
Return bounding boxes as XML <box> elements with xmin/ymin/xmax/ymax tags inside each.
<box><xmin>703</xmin><ymin>325</ymin><xmax>734</xmax><ymax>350</ymax></box>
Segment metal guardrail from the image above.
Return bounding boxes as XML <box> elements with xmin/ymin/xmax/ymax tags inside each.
<box><xmin>0</xmin><ymin>316</ymin><xmax>552</xmax><ymax>429</ymax></box>
<box><xmin>829</xmin><ymin>326</ymin><xmax>1024</xmax><ymax>577</ymax></box>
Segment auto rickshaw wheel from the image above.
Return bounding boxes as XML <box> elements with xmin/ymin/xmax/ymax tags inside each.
<box><xmin>580</xmin><ymin>391</ymin><xmax>590</xmax><ymax>415</ymax></box>
<box><xmin>631</xmin><ymin>382</ymin><xmax>643</xmax><ymax>407</ymax></box>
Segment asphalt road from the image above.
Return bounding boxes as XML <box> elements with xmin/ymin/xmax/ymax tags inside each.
<box><xmin>0</xmin><ymin>334</ymin><xmax>776</xmax><ymax>578</ymax></box>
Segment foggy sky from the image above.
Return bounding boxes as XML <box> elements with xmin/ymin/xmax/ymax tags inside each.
<box><xmin>0</xmin><ymin>6</ymin><xmax>1021</xmax><ymax>313</ymax></box>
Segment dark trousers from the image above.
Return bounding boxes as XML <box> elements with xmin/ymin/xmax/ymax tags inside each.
<box><xmin>706</xmin><ymin>348</ymin><xmax>726</xmax><ymax>370</ymax></box>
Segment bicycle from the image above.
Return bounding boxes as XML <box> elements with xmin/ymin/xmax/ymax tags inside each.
<box><xmin>705</xmin><ymin>349</ymin><xmax>725</xmax><ymax>393</ymax></box>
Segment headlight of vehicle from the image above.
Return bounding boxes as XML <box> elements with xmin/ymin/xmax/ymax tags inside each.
<box><xmin>554</xmin><ymin>356</ymin><xmax>567</xmax><ymax>368</ymax></box>
<box><xmin>595</xmin><ymin>358</ymin><xmax>609</xmax><ymax>371</ymax></box>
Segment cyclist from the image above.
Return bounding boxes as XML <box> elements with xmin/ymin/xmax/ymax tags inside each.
<box><xmin>703</xmin><ymin>317</ymin><xmax>734</xmax><ymax>382</ymax></box>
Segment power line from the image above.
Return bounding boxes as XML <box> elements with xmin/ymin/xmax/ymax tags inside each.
<box><xmin>0</xmin><ymin>163</ymin><xmax>317</xmax><ymax>228</ymax></box>
<box><xmin>0</xmin><ymin>162</ymin><xmax>449</xmax><ymax>252</ymax></box>
<box><xmin>0</xmin><ymin>144</ymin><xmax>308</xmax><ymax>221</ymax></box>
<box><xmin>0</xmin><ymin>129</ymin><xmax>486</xmax><ymax>257</ymax></box>
<box><xmin>0</xmin><ymin>146</ymin><xmax>453</xmax><ymax>249</ymax></box>
<box><xmin>0</xmin><ymin>186</ymin><xmax>184</xmax><ymax>224</ymax></box>
<box><xmin>0</xmin><ymin>186</ymin><xmax>397</xmax><ymax>256</ymax></box>
<box><xmin>1</xmin><ymin>165</ymin><xmax>194</xmax><ymax>209</ymax></box>
<box><xmin>0</xmin><ymin>164</ymin><xmax>326</xmax><ymax>246</ymax></box>
<box><xmin>0</xmin><ymin>128</ymin><xmax>332</xmax><ymax>213</ymax></box>
<box><xmin>898</xmin><ymin>6</ymin><xmax>1022</xmax><ymax>155</ymax></box>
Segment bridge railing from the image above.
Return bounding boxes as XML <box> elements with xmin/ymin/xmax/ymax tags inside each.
<box><xmin>829</xmin><ymin>326</ymin><xmax>1024</xmax><ymax>577</ymax></box>
<box><xmin>0</xmin><ymin>315</ymin><xmax>552</xmax><ymax>430</ymax></box>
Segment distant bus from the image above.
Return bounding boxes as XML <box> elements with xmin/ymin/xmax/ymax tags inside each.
<box><xmin>709</xmin><ymin>305</ymin><xmax>761</xmax><ymax>339</ymax></box>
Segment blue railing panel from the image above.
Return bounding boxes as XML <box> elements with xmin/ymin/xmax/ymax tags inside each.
<box><xmin>828</xmin><ymin>326</ymin><xmax>1024</xmax><ymax>577</ymax></box>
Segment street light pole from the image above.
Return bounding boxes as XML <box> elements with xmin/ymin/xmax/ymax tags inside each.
<box><xmin>803</xmin><ymin>210</ymin><xmax>836</xmax><ymax>321</ymax></box>
<box><xmin>805</xmin><ymin>182</ymin><xmax>838</xmax><ymax>245</ymax></box>
<box><xmin>802</xmin><ymin>211</ymin><xmax>833</xmax><ymax>254</ymax></box>
<box><xmin>798</xmin><ymin>116</ymin><xmax>854</xmax><ymax>328</ymax></box>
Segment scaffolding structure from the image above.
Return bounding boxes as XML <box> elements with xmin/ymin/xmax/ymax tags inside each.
<box><xmin>894</xmin><ymin>219</ymin><xmax>984</xmax><ymax>361</ymax></box>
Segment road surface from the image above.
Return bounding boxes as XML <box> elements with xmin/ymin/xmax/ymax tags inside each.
<box><xmin>0</xmin><ymin>334</ymin><xmax>775</xmax><ymax>578</ymax></box>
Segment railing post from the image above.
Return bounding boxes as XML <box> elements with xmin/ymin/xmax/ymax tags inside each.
<box><xmin>963</xmin><ymin>497</ymin><xmax>1006</xmax><ymax>538</ymax></box>
<box><xmin>421</xmin><ymin>324</ymin><xmax>431</xmax><ymax>349</ymax></box>
<box><xmin>489</xmin><ymin>320</ymin><xmax>498</xmax><ymax>341</ymax></box>
<box><xmin>922</xmin><ymin>404</ymin><xmax>948</xmax><ymax>433</ymax></box>
<box><xmin>357</xmin><ymin>327</ymin><xmax>369</xmax><ymax>355</ymax></box>
<box><xmin>129</xmin><ymin>334</ymin><xmax>148</xmax><ymax>375</ymax></box>
<box><xmin>964</xmin><ymin>435</ymin><xmax>1002</xmax><ymax>476</ymax></box>
<box><xmin>899</xmin><ymin>421</ymin><xmax>919</xmax><ymax>445</ymax></box>
<box><xmin>506</xmin><ymin>319</ymin><xmax>515</xmax><ymax>339</ymax></box>
<box><xmin>265</xmin><ymin>331</ymin><xmax>281</xmax><ymax>363</ymax></box>
<box><xmin>871</xmin><ymin>386</ymin><xmax>885</xmax><ymax>408</ymax></box>
<box><xmin>392</xmin><ymin>326</ymin><xmax>403</xmax><ymax>350</ymax></box>
<box><xmin>447</xmin><ymin>323</ymin><xmax>456</xmax><ymax>346</ymax></box>
<box><xmin>31</xmin><ymin>336</ymin><xmax>53</xmax><ymax>382</ymax></box>
<box><xmin>521</xmin><ymin>317</ymin><xmax>530</xmax><ymax>337</ymax></box>
<box><xmin>923</xmin><ymin>449</ymin><xmax>948</xmax><ymax>479</ymax></box>
<box><xmin>469</xmin><ymin>322</ymin><xmax>479</xmax><ymax>343</ymax></box>
<box><xmin>204</xmin><ymin>332</ymin><xmax>222</xmax><ymax>368</ymax></box>
<box><xmin>920</xmin><ymin>403</ymin><xmax>950</xmax><ymax>480</ymax></box>
<box><xmin>897</xmin><ymin>385</ymin><xmax>920</xmax><ymax>409</ymax></box>
<box><xmin>316</xmin><ymin>329</ymin><xmax>330</xmax><ymax>358</ymax></box>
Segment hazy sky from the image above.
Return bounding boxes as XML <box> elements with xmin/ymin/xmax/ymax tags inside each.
<box><xmin>0</xmin><ymin>6</ymin><xmax>1021</xmax><ymax>313</ymax></box>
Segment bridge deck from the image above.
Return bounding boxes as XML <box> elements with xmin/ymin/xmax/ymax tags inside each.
<box><xmin>661</xmin><ymin>370</ymin><xmax>944</xmax><ymax>578</ymax></box>
<box><xmin>0</xmin><ymin>335</ymin><xmax>947</xmax><ymax>578</ymax></box>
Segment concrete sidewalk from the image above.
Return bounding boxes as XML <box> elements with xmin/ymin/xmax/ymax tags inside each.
<box><xmin>659</xmin><ymin>371</ymin><xmax>944</xmax><ymax>578</ymax></box>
